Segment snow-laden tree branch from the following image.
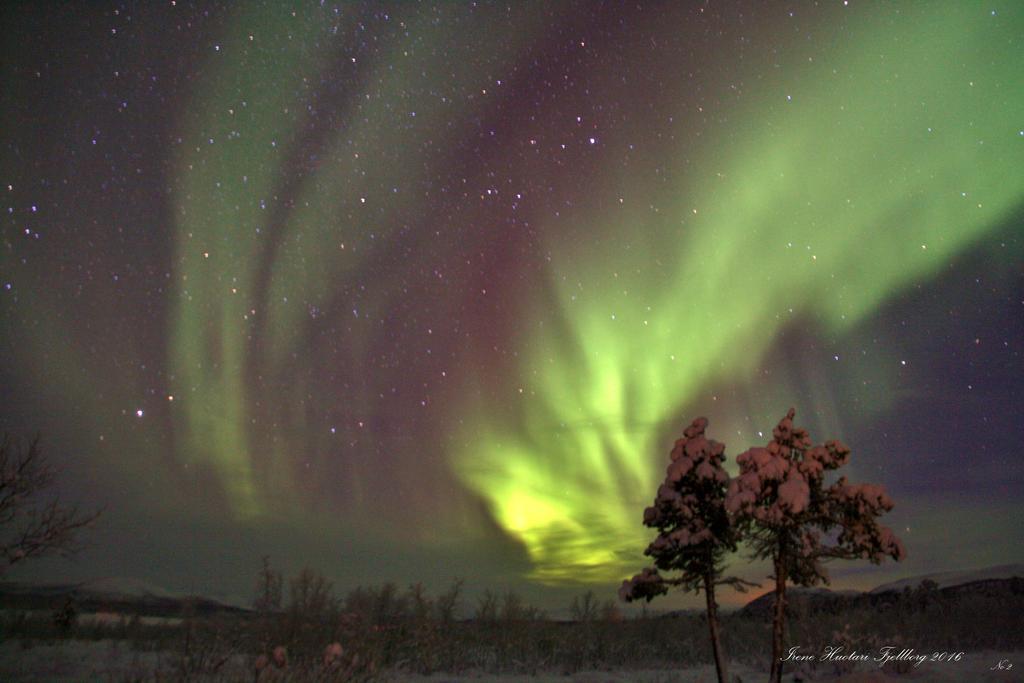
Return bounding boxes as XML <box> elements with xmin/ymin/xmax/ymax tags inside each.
<box><xmin>725</xmin><ymin>408</ymin><xmax>904</xmax><ymax>683</ymax></box>
<box><xmin>620</xmin><ymin>417</ymin><xmax>750</xmax><ymax>683</ymax></box>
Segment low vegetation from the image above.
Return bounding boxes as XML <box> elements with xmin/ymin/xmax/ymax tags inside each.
<box><xmin>1</xmin><ymin>570</ymin><xmax>1022</xmax><ymax>682</ymax></box>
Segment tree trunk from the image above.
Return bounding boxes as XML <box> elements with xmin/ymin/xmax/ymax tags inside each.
<box><xmin>704</xmin><ymin>573</ymin><xmax>729</xmax><ymax>683</ymax></box>
<box><xmin>769</xmin><ymin>550</ymin><xmax>787</xmax><ymax>683</ymax></box>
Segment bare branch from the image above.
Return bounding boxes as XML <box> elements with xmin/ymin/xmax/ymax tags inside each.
<box><xmin>714</xmin><ymin>576</ymin><xmax>761</xmax><ymax>593</ymax></box>
<box><xmin>0</xmin><ymin>434</ymin><xmax>101</xmax><ymax>574</ymax></box>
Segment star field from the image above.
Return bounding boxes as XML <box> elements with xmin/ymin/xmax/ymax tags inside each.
<box><xmin>1</xmin><ymin>1</ymin><xmax>1021</xmax><ymax>606</ymax></box>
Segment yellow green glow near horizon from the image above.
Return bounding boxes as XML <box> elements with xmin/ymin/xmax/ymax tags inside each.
<box><xmin>453</xmin><ymin>5</ymin><xmax>1024</xmax><ymax>584</ymax></box>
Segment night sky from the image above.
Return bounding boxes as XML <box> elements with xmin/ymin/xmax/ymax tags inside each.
<box><xmin>1</xmin><ymin>1</ymin><xmax>1022</xmax><ymax>610</ymax></box>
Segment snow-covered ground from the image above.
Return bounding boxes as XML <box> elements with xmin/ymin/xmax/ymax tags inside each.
<box><xmin>393</xmin><ymin>653</ymin><xmax>1023</xmax><ymax>683</ymax></box>
<box><xmin>0</xmin><ymin>640</ymin><xmax>1020</xmax><ymax>682</ymax></box>
<box><xmin>0</xmin><ymin>639</ymin><xmax>165</xmax><ymax>682</ymax></box>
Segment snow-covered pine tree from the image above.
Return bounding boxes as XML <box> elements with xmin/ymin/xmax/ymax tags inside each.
<box><xmin>620</xmin><ymin>417</ymin><xmax>751</xmax><ymax>683</ymax></box>
<box><xmin>726</xmin><ymin>408</ymin><xmax>904</xmax><ymax>683</ymax></box>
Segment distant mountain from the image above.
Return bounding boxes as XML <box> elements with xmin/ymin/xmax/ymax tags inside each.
<box><xmin>869</xmin><ymin>563</ymin><xmax>1024</xmax><ymax>594</ymax></box>
<box><xmin>0</xmin><ymin>577</ymin><xmax>251</xmax><ymax>618</ymax></box>
<box><xmin>740</xmin><ymin>564</ymin><xmax>1024</xmax><ymax>618</ymax></box>
<box><xmin>741</xmin><ymin>585</ymin><xmax>862</xmax><ymax>618</ymax></box>
<box><xmin>72</xmin><ymin>577</ymin><xmax>183</xmax><ymax>600</ymax></box>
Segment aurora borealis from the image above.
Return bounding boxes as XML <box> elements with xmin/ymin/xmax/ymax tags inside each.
<box><xmin>1</xmin><ymin>2</ymin><xmax>1022</xmax><ymax>608</ymax></box>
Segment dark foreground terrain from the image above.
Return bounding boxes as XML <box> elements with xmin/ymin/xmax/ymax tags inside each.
<box><xmin>1</xmin><ymin>572</ymin><xmax>1022</xmax><ymax>682</ymax></box>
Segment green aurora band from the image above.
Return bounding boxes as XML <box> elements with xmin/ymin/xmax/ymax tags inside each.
<box><xmin>170</xmin><ymin>4</ymin><xmax>561</xmax><ymax>520</ymax></box>
<box><xmin>170</xmin><ymin>5</ymin><xmax>334</xmax><ymax>519</ymax></box>
<box><xmin>451</xmin><ymin>5</ymin><xmax>1024</xmax><ymax>583</ymax></box>
<box><xmin>160</xmin><ymin>3</ymin><xmax>1024</xmax><ymax>583</ymax></box>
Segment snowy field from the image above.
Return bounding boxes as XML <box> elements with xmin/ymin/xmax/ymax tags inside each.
<box><xmin>0</xmin><ymin>639</ymin><xmax>1021</xmax><ymax>682</ymax></box>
